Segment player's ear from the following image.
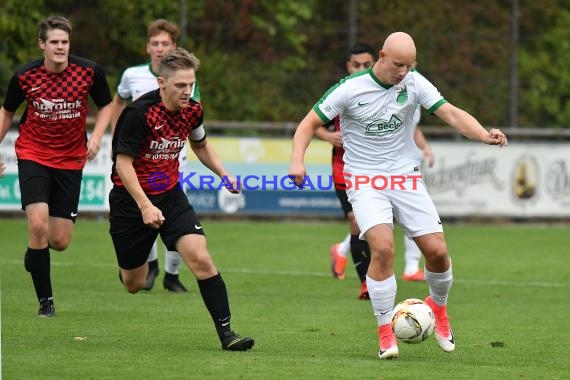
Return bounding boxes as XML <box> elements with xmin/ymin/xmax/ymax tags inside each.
<box><xmin>38</xmin><ymin>38</ymin><xmax>46</xmax><ymax>50</ymax></box>
<box><xmin>157</xmin><ymin>76</ymin><xmax>165</xmax><ymax>88</ymax></box>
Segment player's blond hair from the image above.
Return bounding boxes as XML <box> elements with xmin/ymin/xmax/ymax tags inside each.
<box><xmin>159</xmin><ymin>47</ymin><xmax>200</xmax><ymax>78</ymax></box>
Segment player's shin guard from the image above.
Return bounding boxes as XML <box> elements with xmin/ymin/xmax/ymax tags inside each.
<box><xmin>24</xmin><ymin>247</ymin><xmax>52</xmax><ymax>302</ymax></box>
<box><xmin>367</xmin><ymin>275</ymin><xmax>397</xmax><ymax>326</ymax></box>
<box><xmin>350</xmin><ymin>235</ymin><xmax>371</xmax><ymax>282</ymax></box>
<box><xmin>197</xmin><ymin>273</ymin><xmax>232</xmax><ymax>337</ymax></box>
<box><xmin>424</xmin><ymin>261</ymin><xmax>453</xmax><ymax>306</ymax></box>
<box><xmin>165</xmin><ymin>249</ymin><xmax>181</xmax><ymax>275</ymax></box>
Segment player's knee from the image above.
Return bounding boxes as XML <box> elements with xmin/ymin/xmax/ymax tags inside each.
<box><xmin>28</xmin><ymin>220</ymin><xmax>48</xmax><ymax>241</ymax></box>
<box><xmin>187</xmin><ymin>251</ymin><xmax>215</xmax><ymax>274</ymax></box>
<box><xmin>49</xmin><ymin>237</ymin><xmax>70</xmax><ymax>251</ymax></box>
<box><xmin>372</xmin><ymin>244</ymin><xmax>395</xmax><ymax>259</ymax></box>
<box><xmin>124</xmin><ymin>279</ymin><xmax>145</xmax><ymax>294</ymax></box>
<box><xmin>425</xmin><ymin>245</ymin><xmax>448</xmax><ymax>265</ymax></box>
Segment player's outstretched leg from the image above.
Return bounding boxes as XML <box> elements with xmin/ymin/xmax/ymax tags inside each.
<box><xmin>198</xmin><ymin>273</ymin><xmax>254</xmax><ymax>351</ymax></box>
<box><xmin>25</xmin><ymin>248</ymin><xmax>56</xmax><ymax>317</ymax></box>
<box><xmin>368</xmin><ymin>275</ymin><xmax>398</xmax><ymax>359</ymax></box>
<box><xmin>424</xmin><ymin>264</ymin><xmax>455</xmax><ymax>352</ymax></box>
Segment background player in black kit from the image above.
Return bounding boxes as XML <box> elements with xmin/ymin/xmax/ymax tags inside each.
<box><xmin>0</xmin><ymin>16</ymin><xmax>113</xmax><ymax>317</ymax></box>
<box><xmin>109</xmin><ymin>47</ymin><xmax>254</xmax><ymax>351</ymax></box>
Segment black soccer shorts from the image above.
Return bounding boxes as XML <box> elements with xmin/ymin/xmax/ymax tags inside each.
<box><xmin>109</xmin><ymin>185</ymin><xmax>205</xmax><ymax>270</ymax></box>
<box><xmin>18</xmin><ymin>159</ymin><xmax>82</xmax><ymax>221</ymax></box>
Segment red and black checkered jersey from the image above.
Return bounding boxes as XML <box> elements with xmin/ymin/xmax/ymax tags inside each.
<box><xmin>331</xmin><ymin>116</ymin><xmax>346</xmax><ymax>185</ymax></box>
<box><xmin>111</xmin><ymin>89</ymin><xmax>205</xmax><ymax>195</ymax></box>
<box><xmin>2</xmin><ymin>55</ymin><xmax>112</xmax><ymax>170</ymax></box>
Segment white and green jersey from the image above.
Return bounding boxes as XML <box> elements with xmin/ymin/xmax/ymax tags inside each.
<box><xmin>116</xmin><ymin>63</ymin><xmax>201</xmax><ymax>102</ymax></box>
<box><xmin>313</xmin><ymin>68</ymin><xmax>445</xmax><ymax>175</ymax></box>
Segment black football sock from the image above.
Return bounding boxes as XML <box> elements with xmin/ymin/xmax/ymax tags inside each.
<box><xmin>197</xmin><ymin>273</ymin><xmax>232</xmax><ymax>339</ymax></box>
<box><xmin>24</xmin><ymin>247</ymin><xmax>52</xmax><ymax>302</ymax></box>
<box><xmin>164</xmin><ymin>272</ymin><xmax>179</xmax><ymax>281</ymax></box>
<box><xmin>350</xmin><ymin>235</ymin><xmax>371</xmax><ymax>283</ymax></box>
<box><xmin>148</xmin><ymin>259</ymin><xmax>158</xmax><ymax>272</ymax></box>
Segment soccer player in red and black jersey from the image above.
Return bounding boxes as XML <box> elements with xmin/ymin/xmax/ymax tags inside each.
<box><xmin>0</xmin><ymin>16</ymin><xmax>113</xmax><ymax>317</ymax></box>
<box><xmin>109</xmin><ymin>47</ymin><xmax>254</xmax><ymax>351</ymax></box>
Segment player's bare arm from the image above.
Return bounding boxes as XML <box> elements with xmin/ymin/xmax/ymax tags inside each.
<box><xmin>0</xmin><ymin>108</ymin><xmax>15</xmax><ymax>177</ymax></box>
<box><xmin>115</xmin><ymin>153</ymin><xmax>164</xmax><ymax>229</ymax></box>
<box><xmin>289</xmin><ymin>109</ymin><xmax>323</xmax><ymax>186</ymax></box>
<box><xmin>109</xmin><ymin>94</ymin><xmax>128</xmax><ymax>133</ymax></box>
<box><xmin>315</xmin><ymin>126</ymin><xmax>342</xmax><ymax>148</ymax></box>
<box><xmin>413</xmin><ymin>127</ymin><xmax>435</xmax><ymax>167</ymax></box>
<box><xmin>87</xmin><ymin>103</ymin><xmax>113</xmax><ymax>161</ymax></box>
<box><xmin>0</xmin><ymin>107</ymin><xmax>14</xmax><ymax>144</ymax></box>
<box><xmin>434</xmin><ymin>102</ymin><xmax>508</xmax><ymax>147</ymax></box>
<box><xmin>189</xmin><ymin>138</ymin><xmax>239</xmax><ymax>193</ymax></box>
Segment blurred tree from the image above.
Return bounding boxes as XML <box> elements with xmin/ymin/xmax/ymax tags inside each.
<box><xmin>0</xmin><ymin>0</ymin><xmax>48</xmax><ymax>96</ymax></box>
<box><xmin>0</xmin><ymin>0</ymin><xmax>567</xmax><ymax>128</ymax></box>
<box><xmin>354</xmin><ymin>0</ymin><xmax>511</xmax><ymax>127</ymax></box>
<box><xmin>518</xmin><ymin>0</ymin><xmax>570</xmax><ymax>128</ymax></box>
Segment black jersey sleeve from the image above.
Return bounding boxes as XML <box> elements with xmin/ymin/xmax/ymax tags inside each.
<box><xmin>113</xmin><ymin>107</ymin><xmax>148</xmax><ymax>160</ymax></box>
<box><xmin>89</xmin><ymin>64</ymin><xmax>112</xmax><ymax>108</ymax></box>
<box><xmin>2</xmin><ymin>73</ymin><xmax>26</xmax><ymax>112</ymax></box>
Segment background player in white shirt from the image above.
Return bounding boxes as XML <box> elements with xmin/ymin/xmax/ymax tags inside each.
<box><xmin>110</xmin><ymin>19</ymin><xmax>199</xmax><ymax>293</ymax></box>
<box><xmin>290</xmin><ymin>32</ymin><xmax>507</xmax><ymax>359</ymax></box>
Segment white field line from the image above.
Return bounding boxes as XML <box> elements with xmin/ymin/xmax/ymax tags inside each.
<box><xmin>3</xmin><ymin>260</ymin><xmax>568</xmax><ymax>288</ymax></box>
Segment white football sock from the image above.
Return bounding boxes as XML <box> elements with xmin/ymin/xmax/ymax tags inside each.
<box><xmin>403</xmin><ymin>235</ymin><xmax>422</xmax><ymax>275</ymax></box>
<box><xmin>165</xmin><ymin>248</ymin><xmax>181</xmax><ymax>275</ymax></box>
<box><xmin>338</xmin><ymin>233</ymin><xmax>351</xmax><ymax>258</ymax></box>
<box><xmin>425</xmin><ymin>262</ymin><xmax>453</xmax><ymax>306</ymax></box>
<box><xmin>367</xmin><ymin>274</ymin><xmax>397</xmax><ymax>326</ymax></box>
<box><xmin>147</xmin><ymin>240</ymin><xmax>158</xmax><ymax>262</ymax></box>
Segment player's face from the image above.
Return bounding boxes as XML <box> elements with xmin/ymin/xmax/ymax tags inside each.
<box><xmin>39</xmin><ymin>29</ymin><xmax>70</xmax><ymax>69</ymax></box>
<box><xmin>379</xmin><ymin>52</ymin><xmax>414</xmax><ymax>85</ymax></box>
<box><xmin>346</xmin><ymin>53</ymin><xmax>374</xmax><ymax>75</ymax></box>
<box><xmin>147</xmin><ymin>31</ymin><xmax>177</xmax><ymax>72</ymax></box>
<box><xmin>159</xmin><ymin>69</ymin><xmax>196</xmax><ymax>111</ymax></box>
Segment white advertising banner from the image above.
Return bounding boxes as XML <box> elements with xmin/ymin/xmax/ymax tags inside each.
<box><xmin>0</xmin><ymin>131</ymin><xmax>113</xmax><ymax>211</ymax></box>
<box><xmin>423</xmin><ymin>142</ymin><xmax>570</xmax><ymax>217</ymax></box>
<box><xmin>1</xmin><ymin>132</ymin><xmax>569</xmax><ymax>218</ymax></box>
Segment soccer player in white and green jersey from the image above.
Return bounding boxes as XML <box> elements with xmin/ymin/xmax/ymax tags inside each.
<box><xmin>110</xmin><ymin>19</ymin><xmax>200</xmax><ymax>293</ymax></box>
<box><xmin>290</xmin><ymin>32</ymin><xmax>507</xmax><ymax>360</ymax></box>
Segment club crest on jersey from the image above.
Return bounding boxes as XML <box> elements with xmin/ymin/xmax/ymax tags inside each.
<box><xmin>394</xmin><ymin>85</ymin><xmax>408</xmax><ymax>105</ymax></box>
<box><xmin>365</xmin><ymin>115</ymin><xmax>403</xmax><ymax>136</ymax></box>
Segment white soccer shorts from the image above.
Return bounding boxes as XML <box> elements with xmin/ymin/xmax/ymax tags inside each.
<box><xmin>346</xmin><ymin>175</ymin><xmax>443</xmax><ymax>239</ymax></box>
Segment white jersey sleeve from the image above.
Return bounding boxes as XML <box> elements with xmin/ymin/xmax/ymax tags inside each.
<box><xmin>116</xmin><ymin>69</ymin><xmax>133</xmax><ymax>100</ymax></box>
<box><xmin>412</xmin><ymin>71</ymin><xmax>446</xmax><ymax>113</ymax></box>
<box><xmin>312</xmin><ymin>80</ymin><xmax>351</xmax><ymax>124</ymax></box>
<box><xmin>116</xmin><ymin>64</ymin><xmax>160</xmax><ymax>101</ymax></box>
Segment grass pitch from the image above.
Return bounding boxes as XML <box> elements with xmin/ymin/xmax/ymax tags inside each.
<box><xmin>1</xmin><ymin>218</ymin><xmax>568</xmax><ymax>379</ymax></box>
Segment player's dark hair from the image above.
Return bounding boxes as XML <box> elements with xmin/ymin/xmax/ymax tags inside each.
<box><xmin>159</xmin><ymin>47</ymin><xmax>200</xmax><ymax>78</ymax></box>
<box><xmin>347</xmin><ymin>42</ymin><xmax>376</xmax><ymax>61</ymax></box>
<box><xmin>38</xmin><ymin>16</ymin><xmax>72</xmax><ymax>42</ymax></box>
<box><xmin>147</xmin><ymin>19</ymin><xmax>180</xmax><ymax>44</ymax></box>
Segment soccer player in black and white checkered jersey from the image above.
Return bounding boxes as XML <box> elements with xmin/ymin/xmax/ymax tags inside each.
<box><xmin>109</xmin><ymin>47</ymin><xmax>254</xmax><ymax>351</ymax></box>
<box><xmin>0</xmin><ymin>16</ymin><xmax>113</xmax><ymax>318</ymax></box>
